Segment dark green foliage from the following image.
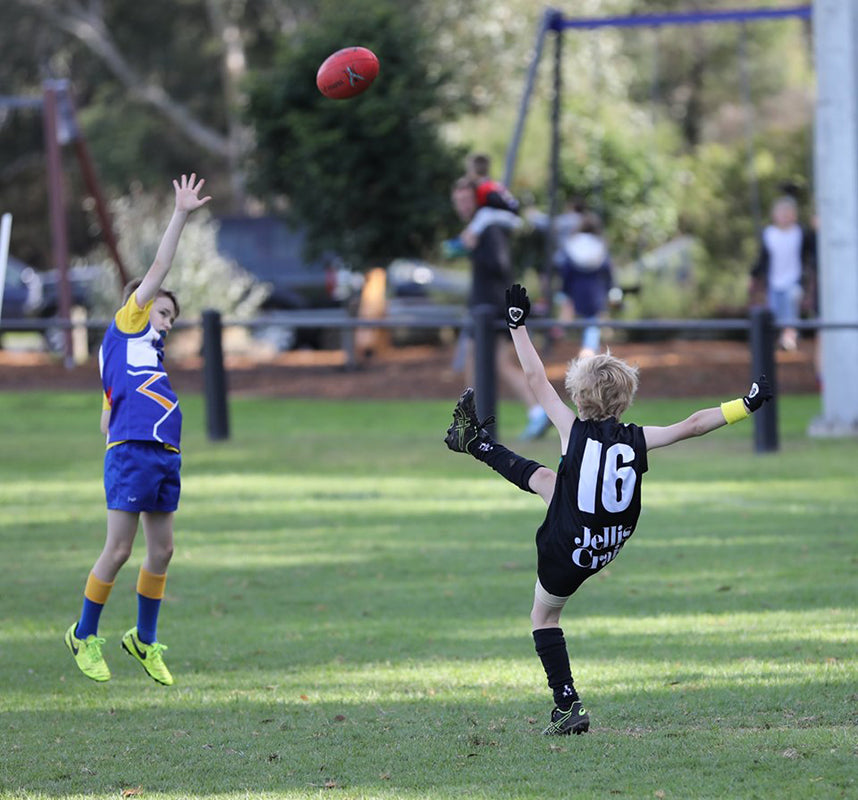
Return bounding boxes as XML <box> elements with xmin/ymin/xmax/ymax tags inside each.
<box><xmin>244</xmin><ymin>0</ymin><xmax>463</xmax><ymax>269</ymax></box>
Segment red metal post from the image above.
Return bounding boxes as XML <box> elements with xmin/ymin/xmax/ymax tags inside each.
<box><xmin>42</xmin><ymin>82</ymin><xmax>73</xmax><ymax>367</ymax></box>
<box><xmin>73</xmin><ymin>138</ymin><xmax>129</xmax><ymax>286</ymax></box>
<box><xmin>65</xmin><ymin>87</ymin><xmax>129</xmax><ymax>285</ymax></box>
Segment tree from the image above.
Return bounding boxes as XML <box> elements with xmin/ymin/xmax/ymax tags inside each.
<box><xmin>5</xmin><ymin>0</ymin><xmax>267</xmax><ymax>199</ymax></box>
<box><xmin>0</xmin><ymin>0</ymin><xmax>320</xmax><ymax>266</ymax></box>
<box><xmin>0</xmin><ymin>0</ymin><xmax>815</xmax><ymax>315</ymax></box>
<box><xmin>244</xmin><ymin>0</ymin><xmax>464</xmax><ymax>269</ymax></box>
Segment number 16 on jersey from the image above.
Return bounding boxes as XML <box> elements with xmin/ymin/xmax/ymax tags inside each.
<box><xmin>576</xmin><ymin>439</ymin><xmax>638</xmax><ymax>515</ymax></box>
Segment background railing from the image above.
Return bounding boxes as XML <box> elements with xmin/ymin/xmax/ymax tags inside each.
<box><xmin>3</xmin><ymin>310</ymin><xmax>856</xmax><ymax>452</ymax></box>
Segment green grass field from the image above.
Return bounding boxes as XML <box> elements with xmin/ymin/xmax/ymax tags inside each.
<box><xmin>1</xmin><ymin>391</ymin><xmax>855</xmax><ymax>800</ymax></box>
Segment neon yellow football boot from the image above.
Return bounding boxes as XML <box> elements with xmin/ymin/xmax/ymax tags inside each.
<box><xmin>65</xmin><ymin>623</ymin><xmax>111</xmax><ymax>682</ymax></box>
<box><xmin>121</xmin><ymin>627</ymin><xmax>174</xmax><ymax>685</ymax></box>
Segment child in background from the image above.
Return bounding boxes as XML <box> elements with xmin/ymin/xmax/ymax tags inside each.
<box><xmin>64</xmin><ymin>174</ymin><xmax>211</xmax><ymax>685</ymax></box>
<box><xmin>466</xmin><ymin>153</ymin><xmax>520</xmax><ymax>215</ymax></box>
<box><xmin>449</xmin><ymin>154</ymin><xmax>523</xmax><ymax>255</ymax></box>
<box><xmin>558</xmin><ymin>212</ymin><xmax>614</xmax><ymax>357</ymax></box>
<box><xmin>750</xmin><ymin>195</ymin><xmax>814</xmax><ymax>351</ymax></box>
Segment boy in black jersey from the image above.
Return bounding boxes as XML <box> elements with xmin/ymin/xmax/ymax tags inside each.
<box><xmin>445</xmin><ymin>283</ymin><xmax>772</xmax><ymax>735</ymax></box>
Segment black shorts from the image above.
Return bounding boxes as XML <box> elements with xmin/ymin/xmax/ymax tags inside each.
<box><xmin>536</xmin><ymin>558</ymin><xmax>590</xmax><ymax>599</ymax></box>
<box><xmin>536</xmin><ymin>524</ymin><xmax>632</xmax><ymax>598</ymax></box>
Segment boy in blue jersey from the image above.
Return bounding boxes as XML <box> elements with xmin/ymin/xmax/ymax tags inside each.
<box><xmin>65</xmin><ymin>174</ymin><xmax>211</xmax><ymax>684</ymax></box>
<box><xmin>445</xmin><ymin>283</ymin><xmax>772</xmax><ymax>735</ymax></box>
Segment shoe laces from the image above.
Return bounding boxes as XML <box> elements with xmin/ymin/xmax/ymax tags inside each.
<box><xmin>147</xmin><ymin>641</ymin><xmax>168</xmax><ymax>662</ymax></box>
<box><xmin>83</xmin><ymin>636</ymin><xmax>107</xmax><ymax>664</ymax></box>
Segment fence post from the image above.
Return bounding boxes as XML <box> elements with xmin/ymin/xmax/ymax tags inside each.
<box><xmin>202</xmin><ymin>309</ymin><xmax>230</xmax><ymax>441</ymax></box>
<box><xmin>473</xmin><ymin>305</ymin><xmax>497</xmax><ymax>434</ymax></box>
<box><xmin>341</xmin><ymin>324</ymin><xmax>357</xmax><ymax>370</ymax></box>
<box><xmin>749</xmin><ymin>307</ymin><xmax>778</xmax><ymax>453</ymax></box>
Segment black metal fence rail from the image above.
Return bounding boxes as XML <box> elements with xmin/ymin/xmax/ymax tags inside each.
<box><xmin>3</xmin><ymin>313</ymin><xmax>858</xmax><ymax>333</ymax></box>
<box><xmin>4</xmin><ymin>310</ymin><xmax>857</xmax><ymax>452</ymax></box>
<box><xmin>182</xmin><ymin>309</ymin><xmax>858</xmax><ymax>454</ymax></box>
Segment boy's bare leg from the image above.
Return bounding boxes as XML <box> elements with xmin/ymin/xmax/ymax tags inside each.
<box><xmin>463</xmin><ymin>336</ymin><xmax>551</xmax><ymax>439</ymax></box>
<box><xmin>65</xmin><ymin>510</ymin><xmax>139</xmax><ymax>681</ymax></box>
<box><xmin>140</xmin><ymin>511</ymin><xmax>174</xmax><ymax>575</ymax></box>
<box><xmin>131</xmin><ymin>510</ymin><xmax>174</xmax><ymax>646</ymax></box>
<box><xmin>531</xmin><ymin>591</ymin><xmax>590</xmax><ymax>735</ymax></box>
<box><xmin>495</xmin><ymin>339</ymin><xmax>536</xmax><ymax>406</ymax></box>
<box><xmin>92</xmin><ymin>510</ymin><xmax>139</xmax><ymax>581</ymax></box>
<box><xmin>497</xmin><ymin>339</ymin><xmax>553</xmax><ymax>440</ymax></box>
<box><xmin>121</xmin><ymin>511</ymin><xmax>176</xmax><ymax>685</ymax></box>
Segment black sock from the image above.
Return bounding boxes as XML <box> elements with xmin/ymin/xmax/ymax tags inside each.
<box><xmin>476</xmin><ymin>442</ymin><xmax>542</xmax><ymax>494</ymax></box>
<box><xmin>533</xmin><ymin>627</ymin><xmax>578</xmax><ymax>709</ymax></box>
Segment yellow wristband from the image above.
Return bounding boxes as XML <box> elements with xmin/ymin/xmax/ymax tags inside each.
<box><xmin>720</xmin><ymin>397</ymin><xmax>750</xmax><ymax>424</ymax></box>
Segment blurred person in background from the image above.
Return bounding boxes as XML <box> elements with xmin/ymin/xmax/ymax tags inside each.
<box><xmin>451</xmin><ymin>176</ymin><xmax>551</xmax><ymax>440</ymax></box>
<box><xmin>750</xmin><ymin>195</ymin><xmax>816</xmax><ymax>351</ymax></box>
<box><xmin>556</xmin><ymin>211</ymin><xmax>615</xmax><ymax>358</ymax></box>
<box><xmin>529</xmin><ymin>203</ymin><xmax>614</xmax><ymax>358</ymax></box>
<box><xmin>465</xmin><ymin>152</ymin><xmax>520</xmax><ymax>216</ymax></box>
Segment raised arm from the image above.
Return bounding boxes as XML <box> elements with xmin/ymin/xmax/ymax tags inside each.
<box><xmin>135</xmin><ymin>174</ymin><xmax>211</xmax><ymax>308</ymax></box>
<box><xmin>643</xmin><ymin>375</ymin><xmax>772</xmax><ymax>450</ymax></box>
<box><xmin>505</xmin><ymin>283</ymin><xmax>576</xmax><ymax>439</ymax></box>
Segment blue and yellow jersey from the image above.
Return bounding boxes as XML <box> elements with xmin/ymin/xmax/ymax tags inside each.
<box><xmin>99</xmin><ymin>292</ymin><xmax>182</xmax><ymax>451</ymax></box>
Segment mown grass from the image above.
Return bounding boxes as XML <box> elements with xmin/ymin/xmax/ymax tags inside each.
<box><xmin>0</xmin><ymin>391</ymin><xmax>855</xmax><ymax>799</ymax></box>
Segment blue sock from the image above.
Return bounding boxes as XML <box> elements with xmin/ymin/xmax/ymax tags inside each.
<box><xmin>136</xmin><ymin>594</ymin><xmax>161</xmax><ymax>644</ymax></box>
<box><xmin>76</xmin><ymin>598</ymin><xmax>105</xmax><ymax>639</ymax></box>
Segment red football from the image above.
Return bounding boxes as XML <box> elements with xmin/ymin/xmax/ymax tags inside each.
<box><xmin>316</xmin><ymin>46</ymin><xmax>380</xmax><ymax>100</ymax></box>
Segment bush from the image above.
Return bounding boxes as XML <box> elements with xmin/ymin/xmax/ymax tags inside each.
<box><xmin>84</xmin><ymin>186</ymin><xmax>269</xmax><ymax>320</ymax></box>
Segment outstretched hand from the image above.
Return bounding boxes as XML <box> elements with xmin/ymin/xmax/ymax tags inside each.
<box><xmin>505</xmin><ymin>283</ymin><xmax>531</xmax><ymax>329</ymax></box>
<box><xmin>743</xmin><ymin>374</ymin><xmax>773</xmax><ymax>412</ymax></box>
<box><xmin>173</xmin><ymin>173</ymin><xmax>212</xmax><ymax>214</ymax></box>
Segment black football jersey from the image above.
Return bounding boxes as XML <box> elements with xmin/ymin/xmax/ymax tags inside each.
<box><xmin>535</xmin><ymin>417</ymin><xmax>649</xmax><ymax>597</ymax></box>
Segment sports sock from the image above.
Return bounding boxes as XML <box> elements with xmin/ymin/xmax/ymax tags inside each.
<box><xmin>76</xmin><ymin>572</ymin><xmax>115</xmax><ymax>639</ymax></box>
<box><xmin>136</xmin><ymin>567</ymin><xmax>167</xmax><ymax>645</ymax></box>
<box><xmin>474</xmin><ymin>441</ymin><xmax>542</xmax><ymax>493</ymax></box>
<box><xmin>533</xmin><ymin>627</ymin><xmax>579</xmax><ymax>710</ymax></box>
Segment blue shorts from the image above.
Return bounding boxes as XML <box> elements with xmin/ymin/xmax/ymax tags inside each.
<box><xmin>767</xmin><ymin>285</ymin><xmax>802</xmax><ymax>325</ymax></box>
<box><xmin>104</xmin><ymin>441</ymin><xmax>181</xmax><ymax>513</ymax></box>
<box><xmin>561</xmin><ymin>270</ymin><xmax>608</xmax><ymax>318</ymax></box>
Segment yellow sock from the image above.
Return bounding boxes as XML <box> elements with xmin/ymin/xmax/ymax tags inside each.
<box><xmin>76</xmin><ymin>572</ymin><xmax>115</xmax><ymax>638</ymax></box>
<box><xmin>84</xmin><ymin>572</ymin><xmax>114</xmax><ymax>604</ymax></box>
<box><xmin>137</xmin><ymin>567</ymin><xmax>167</xmax><ymax>600</ymax></box>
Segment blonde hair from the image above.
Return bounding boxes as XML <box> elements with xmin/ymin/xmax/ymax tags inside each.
<box><xmin>121</xmin><ymin>278</ymin><xmax>180</xmax><ymax>318</ymax></box>
<box><xmin>564</xmin><ymin>351</ymin><xmax>639</xmax><ymax>420</ymax></box>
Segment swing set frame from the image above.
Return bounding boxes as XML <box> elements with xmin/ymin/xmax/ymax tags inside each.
<box><xmin>503</xmin><ymin>4</ymin><xmax>813</xmax><ymax>271</ymax></box>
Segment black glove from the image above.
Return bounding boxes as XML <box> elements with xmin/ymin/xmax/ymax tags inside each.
<box><xmin>505</xmin><ymin>283</ymin><xmax>530</xmax><ymax>329</ymax></box>
<box><xmin>743</xmin><ymin>374</ymin><xmax>772</xmax><ymax>412</ymax></box>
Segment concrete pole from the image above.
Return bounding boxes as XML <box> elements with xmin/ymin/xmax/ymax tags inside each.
<box><xmin>810</xmin><ymin>0</ymin><xmax>858</xmax><ymax>436</ymax></box>
<box><xmin>0</xmin><ymin>213</ymin><xmax>11</xmax><ymax>323</ymax></box>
